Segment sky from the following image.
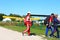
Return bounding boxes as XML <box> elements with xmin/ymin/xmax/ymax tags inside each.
<box><xmin>0</xmin><ymin>0</ymin><xmax>60</xmax><ymax>16</ymax></box>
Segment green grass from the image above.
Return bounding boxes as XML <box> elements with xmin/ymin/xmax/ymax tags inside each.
<box><xmin>0</xmin><ymin>25</ymin><xmax>45</xmax><ymax>35</ymax></box>
<box><xmin>0</xmin><ymin>22</ymin><xmax>60</xmax><ymax>40</ymax></box>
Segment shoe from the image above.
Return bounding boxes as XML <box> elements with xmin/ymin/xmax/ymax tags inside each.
<box><xmin>22</xmin><ymin>32</ymin><xmax>24</xmax><ymax>36</ymax></box>
<box><xmin>56</xmin><ymin>36</ymin><xmax>59</xmax><ymax>38</ymax></box>
<box><xmin>48</xmin><ymin>36</ymin><xmax>51</xmax><ymax>38</ymax></box>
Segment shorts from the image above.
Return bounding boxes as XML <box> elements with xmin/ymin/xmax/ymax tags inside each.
<box><xmin>24</xmin><ymin>21</ymin><xmax>32</xmax><ymax>27</ymax></box>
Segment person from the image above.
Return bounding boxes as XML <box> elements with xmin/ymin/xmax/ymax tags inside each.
<box><xmin>50</xmin><ymin>14</ymin><xmax>60</xmax><ymax>38</ymax></box>
<box><xmin>45</xmin><ymin>13</ymin><xmax>54</xmax><ymax>37</ymax></box>
<box><xmin>22</xmin><ymin>12</ymin><xmax>32</xmax><ymax>36</ymax></box>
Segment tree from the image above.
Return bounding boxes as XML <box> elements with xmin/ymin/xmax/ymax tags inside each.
<box><xmin>0</xmin><ymin>13</ymin><xmax>7</xmax><ymax>21</ymax></box>
<box><xmin>9</xmin><ymin>13</ymin><xmax>22</xmax><ymax>17</ymax></box>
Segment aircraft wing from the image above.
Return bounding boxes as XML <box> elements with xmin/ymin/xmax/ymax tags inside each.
<box><xmin>31</xmin><ymin>14</ymin><xmax>50</xmax><ymax>17</ymax></box>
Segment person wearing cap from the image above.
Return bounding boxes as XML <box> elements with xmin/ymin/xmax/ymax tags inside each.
<box><xmin>45</xmin><ymin>13</ymin><xmax>54</xmax><ymax>37</ymax></box>
<box><xmin>22</xmin><ymin>12</ymin><xmax>32</xmax><ymax>36</ymax></box>
<box><xmin>50</xmin><ymin>14</ymin><xmax>60</xmax><ymax>38</ymax></box>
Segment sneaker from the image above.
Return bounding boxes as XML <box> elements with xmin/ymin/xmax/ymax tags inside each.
<box><xmin>22</xmin><ymin>32</ymin><xmax>24</xmax><ymax>36</ymax></box>
<box><xmin>48</xmin><ymin>36</ymin><xmax>51</xmax><ymax>38</ymax></box>
<box><xmin>56</xmin><ymin>36</ymin><xmax>59</xmax><ymax>38</ymax></box>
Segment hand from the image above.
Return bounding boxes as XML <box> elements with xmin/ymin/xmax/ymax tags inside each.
<box><xmin>46</xmin><ymin>24</ymin><xmax>48</xmax><ymax>26</ymax></box>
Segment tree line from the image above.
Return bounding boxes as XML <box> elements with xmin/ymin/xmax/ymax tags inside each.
<box><xmin>0</xmin><ymin>13</ymin><xmax>23</xmax><ymax>21</ymax></box>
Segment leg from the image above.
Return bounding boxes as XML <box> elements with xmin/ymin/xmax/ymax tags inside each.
<box><xmin>50</xmin><ymin>27</ymin><xmax>54</xmax><ymax>37</ymax></box>
<box><xmin>50</xmin><ymin>26</ymin><xmax>57</xmax><ymax>37</ymax></box>
<box><xmin>28</xmin><ymin>27</ymin><xmax>30</xmax><ymax>36</ymax></box>
<box><xmin>56</xmin><ymin>28</ymin><xmax>59</xmax><ymax>38</ymax></box>
<box><xmin>22</xmin><ymin>24</ymin><xmax>30</xmax><ymax>36</ymax></box>
<box><xmin>45</xmin><ymin>27</ymin><xmax>49</xmax><ymax>36</ymax></box>
<box><xmin>50</xmin><ymin>27</ymin><xmax>54</xmax><ymax>34</ymax></box>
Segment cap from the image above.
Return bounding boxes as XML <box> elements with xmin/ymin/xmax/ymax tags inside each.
<box><xmin>27</xmin><ymin>11</ymin><xmax>31</xmax><ymax>13</ymax></box>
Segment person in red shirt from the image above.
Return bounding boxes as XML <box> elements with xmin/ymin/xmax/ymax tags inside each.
<box><xmin>22</xmin><ymin>12</ymin><xmax>32</xmax><ymax>36</ymax></box>
<box><xmin>45</xmin><ymin>13</ymin><xmax>54</xmax><ymax>37</ymax></box>
<box><xmin>48</xmin><ymin>14</ymin><xmax>53</xmax><ymax>27</ymax></box>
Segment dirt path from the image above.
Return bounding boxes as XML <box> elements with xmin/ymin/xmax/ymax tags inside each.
<box><xmin>0</xmin><ymin>26</ymin><xmax>47</xmax><ymax>40</ymax></box>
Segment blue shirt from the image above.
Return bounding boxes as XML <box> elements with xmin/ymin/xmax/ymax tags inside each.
<box><xmin>53</xmin><ymin>17</ymin><xmax>60</xmax><ymax>26</ymax></box>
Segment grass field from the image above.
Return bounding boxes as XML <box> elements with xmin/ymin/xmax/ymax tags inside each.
<box><xmin>0</xmin><ymin>22</ymin><xmax>60</xmax><ymax>40</ymax></box>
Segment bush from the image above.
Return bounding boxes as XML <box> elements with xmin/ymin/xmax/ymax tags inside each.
<box><xmin>0</xmin><ymin>22</ymin><xmax>17</xmax><ymax>26</ymax></box>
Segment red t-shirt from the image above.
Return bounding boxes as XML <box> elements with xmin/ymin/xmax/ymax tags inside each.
<box><xmin>49</xmin><ymin>16</ymin><xmax>53</xmax><ymax>23</ymax></box>
<box><xmin>24</xmin><ymin>15</ymin><xmax>32</xmax><ymax>26</ymax></box>
<box><xmin>24</xmin><ymin>16</ymin><xmax>30</xmax><ymax>23</ymax></box>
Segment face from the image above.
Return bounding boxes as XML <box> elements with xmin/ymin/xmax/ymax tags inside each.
<box><xmin>51</xmin><ymin>15</ymin><xmax>54</xmax><ymax>18</ymax></box>
<box><xmin>29</xmin><ymin>13</ymin><xmax>30</xmax><ymax>16</ymax></box>
<box><xmin>27</xmin><ymin>13</ymin><xmax>30</xmax><ymax>16</ymax></box>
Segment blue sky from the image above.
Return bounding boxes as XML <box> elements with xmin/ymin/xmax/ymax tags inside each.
<box><xmin>0</xmin><ymin>0</ymin><xmax>60</xmax><ymax>16</ymax></box>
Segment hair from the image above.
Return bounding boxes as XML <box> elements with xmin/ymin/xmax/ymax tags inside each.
<box><xmin>54</xmin><ymin>14</ymin><xmax>58</xmax><ymax>17</ymax></box>
<box><xmin>51</xmin><ymin>13</ymin><xmax>54</xmax><ymax>15</ymax></box>
<box><xmin>27</xmin><ymin>13</ymin><xmax>30</xmax><ymax>15</ymax></box>
<box><xmin>26</xmin><ymin>13</ymin><xmax>30</xmax><ymax>16</ymax></box>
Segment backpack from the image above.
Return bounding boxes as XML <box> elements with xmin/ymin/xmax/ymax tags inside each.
<box><xmin>44</xmin><ymin>16</ymin><xmax>50</xmax><ymax>25</ymax></box>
